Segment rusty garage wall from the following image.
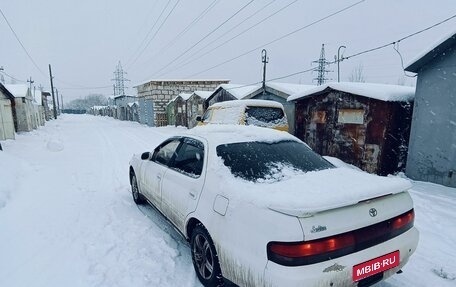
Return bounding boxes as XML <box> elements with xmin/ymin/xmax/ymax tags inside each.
<box><xmin>295</xmin><ymin>91</ymin><xmax>413</xmax><ymax>175</ymax></box>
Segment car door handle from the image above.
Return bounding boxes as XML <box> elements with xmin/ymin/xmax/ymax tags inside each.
<box><xmin>156</xmin><ymin>174</ymin><xmax>162</xmax><ymax>180</ymax></box>
<box><xmin>189</xmin><ymin>191</ymin><xmax>197</xmax><ymax>199</ymax></box>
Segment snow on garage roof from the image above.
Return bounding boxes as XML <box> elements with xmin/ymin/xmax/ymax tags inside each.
<box><xmin>178</xmin><ymin>92</ymin><xmax>192</xmax><ymax>101</ymax></box>
<box><xmin>288</xmin><ymin>82</ymin><xmax>415</xmax><ymax>102</ymax></box>
<box><xmin>133</xmin><ymin>78</ymin><xmax>230</xmax><ymax>87</ymax></box>
<box><xmin>192</xmin><ymin>90</ymin><xmax>213</xmax><ymax>99</ymax></box>
<box><xmin>4</xmin><ymin>84</ymin><xmax>29</xmax><ymax>98</ymax></box>
<box><xmin>216</xmin><ymin>84</ymin><xmax>261</xmax><ymax>99</ymax></box>
<box><xmin>266</xmin><ymin>82</ymin><xmax>315</xmax><ymax>96</ymax></box>
<box><xmin>406</xmin><ymin>30</ymin><xmax>456</xmax><ymax>73</ymax></box>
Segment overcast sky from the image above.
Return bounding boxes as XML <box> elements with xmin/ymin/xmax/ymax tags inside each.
<box><xmin>1</xmin><ymin>0</ymin><xmax>456</xmax><ymax>101</ymax></box>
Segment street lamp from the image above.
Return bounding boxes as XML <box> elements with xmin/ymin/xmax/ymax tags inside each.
<box><xmin>337</xmin><ymin>45</ymin><xmax>346</xmax><ymax>82</ymax></box>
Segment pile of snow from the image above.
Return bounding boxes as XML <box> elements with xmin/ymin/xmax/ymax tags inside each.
<box><xmin>46</xmin><ymin>139</ymin><xmax>64</xmax><ymax>152</ymax></box>
<box><xmin>0</xmin><ymin>151</ymin><xmax>31</xmax><ymax>209</ymax></box>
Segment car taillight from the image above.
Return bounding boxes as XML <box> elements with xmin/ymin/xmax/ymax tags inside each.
<box><xmin>391</xmin><ymin>209</ymin><xmax>414</xmax><ymax>230</ymax></box>
<box><xmin>267</xmin><ymin>209</ymin><xmax>414</xmax><ymax>266</ymax></box>
<box><xmin>269</xmin><ymin>233</ymin><xmax>355</xmax><ymax>258</ymax></box>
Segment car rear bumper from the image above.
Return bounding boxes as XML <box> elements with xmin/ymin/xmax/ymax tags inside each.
<box><xmin>263</xmin><ymin>227</ymin><xmax>419</xmax><ymax>287</ymax></box>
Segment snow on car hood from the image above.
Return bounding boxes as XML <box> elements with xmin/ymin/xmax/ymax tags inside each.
<box><xmin>209</xmin><ymin>159</ymin><xmax>412</xmax><ymax>216</ymax></box>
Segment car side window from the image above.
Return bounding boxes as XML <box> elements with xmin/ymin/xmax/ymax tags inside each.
<box><xmin>172</xmin><ymin>138</ymin><xmax>204</xmax><ymax>178</ymax></box>
<box><xmin>154</xmin><ymin>139</ymin><xmax>181</xmax><ymax>167</ymax></box>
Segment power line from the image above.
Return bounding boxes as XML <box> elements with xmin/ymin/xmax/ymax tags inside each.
<box><xmin>198</xmin><ymin>0</ymin><xmax>277</xmax><ymax>53</ymax></box>
<box><xmin>0</xmin><ymin>70</ymin><xmax>27</xmax><ymax>83</ymax></box>
<box><xmin>144</xmin><ymin>0</ymin><xmax>221</xmax><ymax>65</ymax></box>
<box><xmin>342</xmin><ymin>13</ymin><xmax>456</xmax><ymax>61</ymax></box>
<box><xmin>52</xmin><ymin>77</ymin><xmax>111</xmax><ymax>89</ymax></box>
<box><xmin>58</xmin><ymin>85</ymin><xmax>112</xmax><ymax>90</ymax></box>
<box><xmin>228</xmin><ymin>13</ymin><xmax>456</xmax><ymax>88</ymax></box>
<box><xmin>166</xmin><ymin>0</ymin><xmax>279</xmax><ymax>72</ymax></box>
<box><xmin>133</xmin><ymin>0</ymin><xmax>182</xmax><ymax>67</ymax></box>
<box><xmin>186</xmin><ymin>0</ymin><xmax>366</xmax><ymax>78</ymax></box>
<box><xmin>0</xmin><ymin>7</ymin><xmax>47</xmax><ymax>78</ymax></box>
<box><xmin>147</xmin><ymin>0</ymin><xmax>255</xmax><ymax>80</ymax></box>
<box><xmin>392</xmin><ymin>43</ymin><xmax>417</xmax><ymax>78</ymax></box>
<box><xmin>157</xmin><ymin>0</ymin><xmax>295</xmax><ymax>78</ymax></box>
<box><xmin>126</xmin><ymin>0</ymin><xmax>174</xmax><ymax>68</ymax></box>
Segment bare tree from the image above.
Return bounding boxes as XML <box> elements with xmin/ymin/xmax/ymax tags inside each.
<box><xmin>349</xmin><ymin>64</ymin><xmax>365</xmax><ymax>83</ymax></box>
<box><xmin>66</xmin><ymin>94</ymin><xmax>107</xmax><ymax>110</ymax></box>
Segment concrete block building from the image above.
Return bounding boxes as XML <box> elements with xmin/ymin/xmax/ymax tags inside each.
<box><xmin>405</xmin><ymin>31</ymin><xmax>456</xmax><ymax>187</ymax></box>
<box><xmin>135</xmin><ymin>79</ymin><xmax>229</xmax><ymax>126</ymax></box>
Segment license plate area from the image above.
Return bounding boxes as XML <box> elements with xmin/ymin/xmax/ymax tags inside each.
<box><xmin>353</xmin><ymin>250</ymin><xmax>400</xmax><ymax>282</ymax></box>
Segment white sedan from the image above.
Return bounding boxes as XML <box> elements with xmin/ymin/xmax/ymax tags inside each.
<box><xmin>129</xmin><ymin>125</ymin><xmax>418</xmax><ymax>287</ymax></box>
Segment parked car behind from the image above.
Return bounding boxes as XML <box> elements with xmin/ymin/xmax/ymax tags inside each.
<box><xmin>129</xmin><ymin>125</ymin><xmax>418</xmax><ymax>287</ymax></box>
<box><xmin>196</xmin><ymin>99</ymin><xmax>289</xmax><ymax>132</ymax></box>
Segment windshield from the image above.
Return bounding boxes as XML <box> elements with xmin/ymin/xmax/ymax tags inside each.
<box><xmin>216</xmin><ymin>140</ymin><xmax>334</xmax><ymax>182</ymax></box>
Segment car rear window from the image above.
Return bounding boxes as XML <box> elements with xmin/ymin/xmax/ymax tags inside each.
<box><xmin>245</xmin><ymin>107</ymin><xmax>286</xmax><ymax>127</ymax></box>
<box><xmin>216</xmin><ymin>141</ymin><xmax>334</xmax><ymax>182</ymax></box>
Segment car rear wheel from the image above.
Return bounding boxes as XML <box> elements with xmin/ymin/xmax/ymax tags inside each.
<box><xmin>131</xmin><ymin>174</ymin><xmax>145</xmax><ymax>204</ymax></box>
<box><xmin>191</xmin><ymin>224</ymin><xmax>223</xmax><ymax>287</ymax></box>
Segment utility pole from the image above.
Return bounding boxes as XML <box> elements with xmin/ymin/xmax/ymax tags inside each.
<box><xmin>337</xmin><ymin>45</ymin><xmax>346</xmax><ymax>82</ymax></box>
<box><xmin>312</xmin><ymin>44</ymin><xmax>332</xmax><ymax>85</ymax></box>
<box><xmin>60</xmin><ymin>93</ymin><xmax>64</xmax><ymax>110</ymax></box>
<box><xmin>0</xmin><ymin>66</ymin><xmax>4</xmax><ymax>84</ymax></box>
<box><xmin>49</xmin><ymin>64</ymin><xmax>57</xmax><ymax>119</ymax></box>
<box><xmin>27</xmin><ymin>77</ymin><xmax>34</xmax><ymax>96</ymax></box>
<box><xmin>55</xmin><ymin>89</ymin><xmax>60</xmax><ymax>114</ymax></box>
<box><xmin>261</xmin><ymin>49</ymin><xmax>269</xmax><ymax>95</ymax></box>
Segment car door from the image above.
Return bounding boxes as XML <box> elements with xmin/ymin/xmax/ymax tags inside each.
<box><xmin>160</xmin><ymin>137</ymin><xmax>206</xmax><ymax>231</ymax></box>
<box><xmin>141</xmin><ymin>138</ymin><xmax>181</xmax><ymax>209</ymax></box>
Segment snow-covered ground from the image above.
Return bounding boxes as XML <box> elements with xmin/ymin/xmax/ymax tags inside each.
<box><xmin>0</xmin><ymin>114</ymin><xmax>455</xmax><ymax>287</ymax></box>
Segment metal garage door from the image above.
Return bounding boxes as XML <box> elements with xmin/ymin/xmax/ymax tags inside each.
<box><xmin>0</xmin><ymin>100</ymin><xmax>15</xmax><ymax>140</ymax></box>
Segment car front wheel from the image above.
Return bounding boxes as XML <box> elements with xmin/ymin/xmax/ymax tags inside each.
<box><xmin>191</xmin><ymin>224</ymin><xmax>223</xmax><ymax>287</ymax></box>
<box><xmin>131</xmin><ymin>174</ymin><xmax>145</xmax><ymax>204</ymax></box>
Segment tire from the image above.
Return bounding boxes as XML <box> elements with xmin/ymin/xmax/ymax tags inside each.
<box><xmin>131</xmin><ymin>174</ymin><xmax>145</xmax><ymax>204</ymax></box>
<box><xmin>190</xmin><ymin>224</ymin><xmax>224</xmax><ymax>287</ymax></box>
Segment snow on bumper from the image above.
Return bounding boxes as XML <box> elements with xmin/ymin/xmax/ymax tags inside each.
<box><xmin>263</xmin><ymin>227</ymin><xmax>419</xmax><ymax>287</ymax></box>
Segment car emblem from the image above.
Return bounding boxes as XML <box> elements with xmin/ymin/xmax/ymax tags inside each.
<box><xmin>369</xmin><ymin>208</ymin><xmax>378</xmax><ymax>217</ymax></box>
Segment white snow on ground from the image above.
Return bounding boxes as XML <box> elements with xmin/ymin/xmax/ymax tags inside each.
<box><xmin>0</xmin><ymin>114</ymin><xmax>455</xmax><ymax>287</ymax></box>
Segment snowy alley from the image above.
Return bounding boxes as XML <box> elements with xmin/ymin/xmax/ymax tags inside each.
<box><xmin>0</xmin><ymin>114</ymin><xmax>455</xmax><ymax>287</ymax></box>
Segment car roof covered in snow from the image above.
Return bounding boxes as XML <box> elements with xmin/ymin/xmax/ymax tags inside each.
<box><xmin>209</xmin><ymin>99</ymin><xmax>284</xmax><ymax>109</ymax></box>
<box><xmin>186</xmin><ymin>124</ymin><xmax>297</xmax><ymax>146</ymax></box>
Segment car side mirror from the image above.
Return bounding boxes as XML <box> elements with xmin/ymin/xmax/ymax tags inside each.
<box><xmin>141</xmin><ymin>152</ymin><xmax>152</xmax><ymax>160</ymax></box>
<box><xmin>196</xmin><ymin>115</ymin><xmax>202</xmax><ymax>122</ymax></box>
